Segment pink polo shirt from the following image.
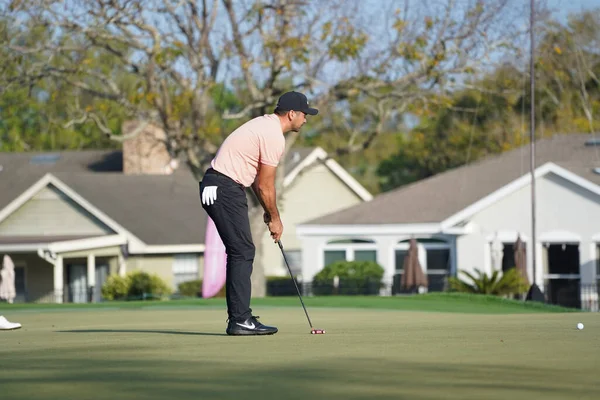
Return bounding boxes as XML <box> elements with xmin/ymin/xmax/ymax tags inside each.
<box><xmin>210</xmin><ymin>114</ymin><xmax>285</xmax><ymax>187</ymax></box>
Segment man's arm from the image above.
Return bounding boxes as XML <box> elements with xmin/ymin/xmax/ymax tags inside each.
<box><xmin>251</xmin><ymin>164</ymin><xmax>279</xmax><ymax>221</ymax></box>
<box><xmin>252</xmin><ymin>163</ymin><xmax>284</xmax><ymax>241</ymax></box>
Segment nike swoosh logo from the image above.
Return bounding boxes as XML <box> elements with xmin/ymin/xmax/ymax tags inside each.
<box><xmin>236</xmin><ymin>322</ymin><xmax>255</xmax><ymax>329</ymax></box>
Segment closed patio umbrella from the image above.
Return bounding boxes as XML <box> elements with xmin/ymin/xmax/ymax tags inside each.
<box><xmin>400</xmin><ymin>239</ymin><xmax>428</xmax><ymax>293</ymax></box>
<box><xmin>0</xmin><ymin>255</ymin><xmax>16</xmax><ymax>304</ymax></box>
<box><xmin>514</xmin><ymin>236</ymin><xmax>529</xmax><ymax>286</ymax></box>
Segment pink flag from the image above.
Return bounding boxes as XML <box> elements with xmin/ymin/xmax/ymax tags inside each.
<box><xmin>202</xmin><ymin>217</ymin><xmax>227</xmax><ymax>298</ymax></box>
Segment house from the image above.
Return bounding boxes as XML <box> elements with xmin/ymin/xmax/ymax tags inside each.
<box><xmin>296</xmin><ymin>134</ymin><xmax>600</xmax><ymax>310</ymax></box>
<box><xmin>0</xmin><ymin>150</ymin><xmax>206</xmax><ymax>304</ymax></box>
<box><xmin>262</xmin><ymin>147</ymin><xmax>372</xmax><ymax>278</ymax></box>
<box><xmin>0</xmin><ymin>123</ymin><xmax>371</xmax><ymax>303</ymax></box>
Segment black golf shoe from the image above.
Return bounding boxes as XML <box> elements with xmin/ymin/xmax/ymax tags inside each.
<box><xmin>226</xmin><ymin>316</ymin><xmax>278</xmax><ymax>336</ymax></box>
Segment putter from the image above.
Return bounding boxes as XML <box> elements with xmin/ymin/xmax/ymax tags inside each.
<box><xmin>277</xmin><ymin>240</ymin><xmax>325</xmax><ymax>335</ymax></box>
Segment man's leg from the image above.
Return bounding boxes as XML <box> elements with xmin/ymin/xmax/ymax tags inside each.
<box><xmin>200</xmin><ymin>174</ymin><xmax>277</xmax><ymax>335</ymax></box>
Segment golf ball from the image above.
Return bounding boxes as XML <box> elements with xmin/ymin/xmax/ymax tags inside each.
<box><xmin>577</xmin><ymin>323</ymin><xmax>584</xmax><ymax>330</ymax></box>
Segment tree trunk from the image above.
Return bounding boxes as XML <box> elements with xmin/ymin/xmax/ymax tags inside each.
<box><xmin>249</xmin><ymin>206</ymin><xmax>268</xmax><ymax>298</ymax></box>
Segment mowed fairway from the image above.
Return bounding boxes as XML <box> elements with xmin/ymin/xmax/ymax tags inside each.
<box><xmin>1</xmin><ymin>299</ymin><xmax>599</xmax><ymax>400</ymax></box>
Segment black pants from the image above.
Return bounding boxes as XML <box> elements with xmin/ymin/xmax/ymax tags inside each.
<box><xmin>199</xmin><ymin>168</ymin><xmax>254</xmax><ymax>322</ymax></box>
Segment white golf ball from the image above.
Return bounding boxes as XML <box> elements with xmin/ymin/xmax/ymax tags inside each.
<box><xmin>577</xmin><ymin>323</ymin><xmax>584</xmax><ymax>330</ymax></box>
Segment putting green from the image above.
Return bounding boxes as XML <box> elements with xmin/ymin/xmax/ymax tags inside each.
<box><xmin>1</xmin><ymin>306</ymin><xmax>598</xmax><ymax>400</ymax></box>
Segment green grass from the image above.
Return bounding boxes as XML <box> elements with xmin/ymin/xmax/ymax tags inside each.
<box><xmin>0</xmin><ymin>305</ymin><xmax>598</xmax><ymax>400</ymax></box>
<box><xmin>0</xmin><ymin>292</ymin><xmax>578</xmax><ymax>314</ymax></box>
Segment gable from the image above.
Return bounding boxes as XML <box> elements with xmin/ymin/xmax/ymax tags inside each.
<box><xmin>284</xmin><ymin>163</ymin><xmax>364</xmax><ymax>242</ymax></box>
<box><xmin>469</xmin><ymin>171</ymin><xmax>600</xmax><ymax>238</ymax></box>
<box><xmin>0</xmin><ymin>184</ymin><xmax>115</xmax><ymax>237</ymax></box>
<box><xmin>442</xmin><ymin>163</ymin><xmax>600</xmax><ymax>229</ymax></box>
<box><xmin>283</xmin><ymin>147</ymin><xmax>372</xmax><ymax>201</ymax></box>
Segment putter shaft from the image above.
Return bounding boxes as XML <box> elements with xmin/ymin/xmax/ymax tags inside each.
<box><xmin>278</xmin><ymin>240</ymin><xmax>314</xmax><ymax>329</ymax></box>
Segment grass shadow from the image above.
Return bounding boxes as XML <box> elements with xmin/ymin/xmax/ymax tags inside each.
<box><xmin>0</xmin><ymin>350</ymin><xmax>598</xmax><ymax>400</ymax></box>
<box><xmin>57</xmin><ymin>329</ymin><xmax>228</xmax><ymax>337</ymax></box>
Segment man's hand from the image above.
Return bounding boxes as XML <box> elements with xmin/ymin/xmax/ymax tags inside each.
<box><xmin>267</xmin><ymin>217</ymin><xmax>283</xmax><ymax>242</ymax></box>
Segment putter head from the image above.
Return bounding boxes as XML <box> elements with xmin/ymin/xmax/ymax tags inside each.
<box><xmin>311</xmin><ymin>328</ymin><xmax>326</xmax><ymax>334</ymax></box>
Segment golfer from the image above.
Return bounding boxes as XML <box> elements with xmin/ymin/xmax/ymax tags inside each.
<box><xmin>199</xmin><ymin>91</ymin><xmax>318</xmax><ymax>336</ymax></box>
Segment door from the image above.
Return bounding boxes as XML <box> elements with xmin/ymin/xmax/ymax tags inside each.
<box><xmin>68</xmin><ymin>264</ymin><xmax>88</xmax><ymax>303</ymax></box>
<box><xmin>545</xmin><ymin>244</ymin><xmax>580</xmax><ymax>309</ymax></box>
<box><xmin>94</xmin><ymin>264</ymin><xmax>109</xmax><ymax>302</ymax></box>
<box><xmin>14</xmin><ymin>266</ymin><xmax>26</xmax><ymax>303</ymax></box>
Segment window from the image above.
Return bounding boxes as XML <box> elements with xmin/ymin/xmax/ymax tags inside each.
<box><xmin>282</xmin><ymin>250</ymin><xmax>302</xmax><ymax>276</ymax></box>
<box><xmin>324</xmin><ymin>250</ymin><xmax>346</xmax><ymax>267</ymax></box>
<box><xmin>596</xmin><ymin>245</ymin><xmax>600</xmax><ymax>277</ymax></box>
<box><xmin>597</xmin><ymin>245</ymin><xmax>599</xmax><ymax>297</ymax></box>
<box><xmin>323</xmin><ymin>238</ymin><xmax>377</xmax><ymax>266</ymax></box>
<box><xmin>354</xmin><ymin>250</ymin><xmax>377</xmax><ymax>262</ymax></box>
<box><xmin>172</xmin><ymin>254</ymin><xmax>199</xmax><ymax>290</ymax></box>
<box><xmin>501</xmin><ymin>243</ymin><xmax>516</xmax><ymax>272</ymax></box>
<box><xmin>394</xmin><ymin>238</ymin><xmax>451</xmax><ymax>292</ymax></box>
<box><xmin>426</xmin><ymin>248</ymin><xmax>451</xmax><ymax>292</ymax></box>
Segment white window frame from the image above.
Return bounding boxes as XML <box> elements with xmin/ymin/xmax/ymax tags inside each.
<box><xmin>323</xmin><ymin>242</ymin><xmax>378</xmax><ymax>263</ymax></box>
<box><xmin>393</xmin><ymin>241</ymin><xmax>450</xmax><ymax>275</ymax></box>
<box><xmin>172</xmin><ymin>254</ymin><xmax>199</xmax><ymax>290</ymax></box>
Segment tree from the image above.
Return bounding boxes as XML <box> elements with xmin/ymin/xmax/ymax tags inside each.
<box><xmin>449</xmin><ymin>268</ymin><xmax>529</xmax><ymax>296</ymax></box>
<box><xmin>376</xmin><ymin>7</ymin><xmax>600</xmax><ymax>193</ymax></box>
<box><xmin>2</xmin><ymin>0</ymin><xmax>522</xmax><ymax>296</ymax></box>
<box><xmin>525</xmin><ymin>10</ymin><xmax>600</xmax><ymax>135</ymax></box>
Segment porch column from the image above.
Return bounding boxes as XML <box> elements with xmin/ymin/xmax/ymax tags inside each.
<box><xmin>54</xmin><ymin>255</ymin><xmax>63</xmax><ymax>304</ymax></box>
<box><xmin>376</xmin><ymin>237</ymin><xmax>395</xmax><ymax>296</ymax></box>
<box><xmin>535</xmin><ymin>242</ymin><xmax>544</xmax><ymax>290</ymax></box>
<box><xmin>118</xmin><ymin>253</ymin><xmax>127</xmax><ymax>277</ymax></box>
<box><xmin>87</xmin><ymin>254</ymin><xmax>96</xmax><ymax>302</ymax></box>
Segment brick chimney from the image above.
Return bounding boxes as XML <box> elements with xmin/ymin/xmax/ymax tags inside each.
<box><xmin>121</xmin><ymin>121</ymin><xmax>177</xmax><ymax>175</ymax></box>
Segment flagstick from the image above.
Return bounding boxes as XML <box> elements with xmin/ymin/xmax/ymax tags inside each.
<box><xmin>528</xmin><ymin>0</ymin><xmax>541</xmax><ymax>300</ymax></box>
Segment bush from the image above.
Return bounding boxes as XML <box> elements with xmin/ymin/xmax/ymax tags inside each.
<box><xmin>127</xmin><ymin>271</ymin><xmax>172</xmax><ymax>300</ymax></box>
<box><xmin>101</xmin><ymin>271</ymin><xmax>172</xmax><ymax>301</ymax></box>
<box><xmin>176</xmin><ymin>279</ymin><xmax>226</xmax><ymax>298</ymax></box>
<box><xmin>101</xmin><ymin>274</ymin><xmax>129</xmax><ymax>301</ymax></box>
<box><xmin>266</xmin><ymin>276</ymin><xmax>298</xmax><ymax>296</ymax></box>
<box><xmin>313</xmin><ymin>260</ymin><xmax>384</xmax><ymax>296</ymax></box>
<box><xmin>178</xmin><ymin>280</ymin><xmax>202</xmax><ymax>297</ymax></box>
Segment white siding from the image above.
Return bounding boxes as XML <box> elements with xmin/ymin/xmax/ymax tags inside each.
<box><xmin>457</xmin><ymin>172</ymin><xmax>600</xmax><ymax>284</ymax></box>
<box><xmin>261</xmin><ymin>163</ymin><xmax>365</xmax><ymax>276</ymax></box>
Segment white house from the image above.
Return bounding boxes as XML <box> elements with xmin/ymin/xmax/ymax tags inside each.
<box><xmin>296</xmin><ymin>134</ymin><xmax>600</xmax><ymax>310</ymax></box>
<box><xmin>262</xmin><ymin>147</ymin><xmax>372</xmax><ymax>277</ymax></box>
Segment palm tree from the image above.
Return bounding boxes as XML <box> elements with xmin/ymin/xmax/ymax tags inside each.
<box><xmin>449</xmin><ymin>267</ymin><xmax>529</xmax><ymax>296</ymax></box>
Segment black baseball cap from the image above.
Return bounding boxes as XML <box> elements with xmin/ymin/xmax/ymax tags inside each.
<box><xmin>276</xmin><ymin>91</ymin><xmax>319</xmax><ymax>115</ymax></box>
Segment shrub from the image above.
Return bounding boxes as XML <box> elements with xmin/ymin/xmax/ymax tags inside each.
<box><xmin>101</xmin><ymin>271</ymin><xmax>172</xmax><ymax>301</ymax></box>
<box><xmin>177</xmin><ymin>279</ymin><xmax>227</xmax><ymax>298</ymax></box>
<box><xmin>101</xmin><ymin>274</ymin><xmax>129</xmax><ymax>301</ymax></box>
<box><xmin>127</xmin><ymin>270</ymin><xmax>172</xmax><ymax>300</ymax></box>
<box><xmin>178</xmin><ymin>280</ymin><xmax>202</xmax><ymax>297</ymax></box>
<box><xmin>313</xmin><ymin>260</ymin><xmax>384</xmax><ymax>295</ymax></box>
<box><xmin>266</xmin><ymin>276</ymin><xmax>298</xmax><ymax>296</ymax></box>
<box><xmin>448</xmin><ymin>267</ymin><xmax>529</xmax><ymax>296</ymax></box>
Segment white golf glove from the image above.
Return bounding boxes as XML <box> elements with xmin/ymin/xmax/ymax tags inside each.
<box><xmin>202</xmin><ymin>186</ymin><xmax>218</xmax><ymax>205</ymax></box>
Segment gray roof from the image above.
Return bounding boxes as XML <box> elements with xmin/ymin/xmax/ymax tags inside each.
<box><xmin>284</xmin><ymin>147</ymin><xmax>315</xmax><ymax>172</ymax></box>
<box><xmin>54</xmin><ymin>172</ymin><xmax>206</xmax><ymax>245</ymax></box>
<box><xmin>0</xmin><ymin>147</ymin><xmax>318</xmax><ymax>245</ymax></box>
<box><xmin>304</xmin><ymin>134</ymin><xmax>600</xmax><ymax>225</ymax></box>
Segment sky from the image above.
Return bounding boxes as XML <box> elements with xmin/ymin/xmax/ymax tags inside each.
<box><xmin>547</xmin><ymin>0</ymin><xmax>600</xmax><ymax>22</ymax></box>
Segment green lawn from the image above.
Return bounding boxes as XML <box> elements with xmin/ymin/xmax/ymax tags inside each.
<box><xmin>0</xmin><ymin>294</ymin><xmax>597</xmax><ymax>400</ymax></box>
<box><xmin>0</xmin><ymin>292</ymin><xmax>579</xmax><ymax>313</ymax></box>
